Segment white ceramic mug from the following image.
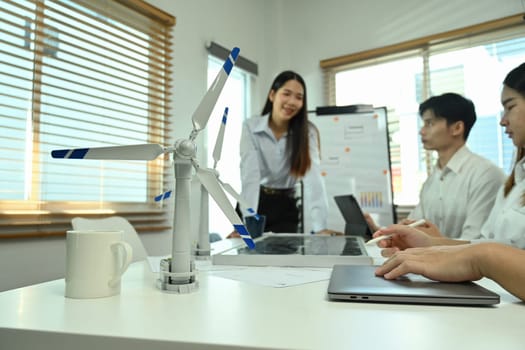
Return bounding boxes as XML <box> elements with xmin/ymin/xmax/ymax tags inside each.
<box><xmin>65</xmin><ymin>230</ymin><xmax>133</xmax><ymax>299</ymax></box>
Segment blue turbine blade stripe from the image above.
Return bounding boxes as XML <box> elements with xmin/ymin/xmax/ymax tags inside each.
<box><xmin>230</xmin><ymin>47</ymin><xmax>240</xmax><ymax>60</ymax></box>
<box><xmin>51</xmin><ymin>149</ymin><xmax>69</xmax><ymax>158</ymax></box>
<box><xmin>233</xmin><ymin>224</ymin><xmax>255</xmax><ymax>249</ymax></box>
<box><xmin>70</xmin><ymin>148</ymin><xmax>89</xmax><ymax>159</ymax></box>
<box><xmin>154</xmin><ymin>190</ymin><xmax>172</xmax><ymax>202</ymax></box>
<box><xmin>241</xmin><ymin>237</ymin><xmax>255</xmax><ymax>249</ymax></box>
<box><xmin>222</xmin><ymin>107</ymin><xmax>228</xmax><ymax>124</ymax></box>
<box><xmin>222</xmin><ymin>47</ymin><xmax>240</xmax><ymax>75</ymax></box>
<box><xmin>223</xmin><ymin>58</ymin><xmax>234</xmax><ymax>75</ymax></box>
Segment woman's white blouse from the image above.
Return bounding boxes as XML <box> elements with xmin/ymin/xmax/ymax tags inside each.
<box><xmin>239</xmin><ymin>114</ymin><xmax>328</xmax><ymax>232</ymax></box>
<box><xmin>480</xmin><ymin>156</ymin><xmax>525</xmax><ymax>248</ymax></box>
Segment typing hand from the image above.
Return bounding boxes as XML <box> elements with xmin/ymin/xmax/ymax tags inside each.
<box><xmin>375</xmin><ymin>244</ymin><xmax>484</xmax><ymax>282</ymax></box>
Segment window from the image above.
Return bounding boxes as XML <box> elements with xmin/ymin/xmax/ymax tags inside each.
<box><xmin>0</xmin><ymin>0</ymin><xmax>175</xmax><ymax>237</ymax></box>
<box><xmin>206</xmin><ymin>51</ymin><xmax>255</xmax><ymax>237</ymax></box>
<box><xmin>323</xmin><ymin>15</ymin><xmax>525</xmax><ymax>207</ymax></box>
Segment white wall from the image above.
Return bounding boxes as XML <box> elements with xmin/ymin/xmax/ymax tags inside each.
<box><xmin>1</xmin><ymin>0</ymin><xmax>522</xmax><ymax>292</ymax></box>
<box><xmin>150</xmin><ymin>0</ymin><xmax>281</xmax><ymax>140</ymax></box>
<box><xmin>277</xmin><ymin>0</ymin><xmax>523</xmax><ymax>108</ymax></box>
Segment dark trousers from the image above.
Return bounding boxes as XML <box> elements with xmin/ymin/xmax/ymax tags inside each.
<box><xmin>258</xmin><ymin>188</ymin><xmax>299</xmax><ymax>233</ymax></box>
<box><xmin>236</xmin><ymin>187</ymin><xmax>300</xmax><ymax>234</ymax></box>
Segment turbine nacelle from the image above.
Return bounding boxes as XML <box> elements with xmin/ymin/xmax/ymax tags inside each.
<box><xmin>174</xmin><ymin>139</ymin><xmax>197</xmax><ymax>160</ymax></box>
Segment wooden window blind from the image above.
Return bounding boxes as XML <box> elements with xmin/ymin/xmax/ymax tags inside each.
<box><xmin>0</xmin><ymin>0</ymin><xmax>175</xmax><ymax>237</ymax></box>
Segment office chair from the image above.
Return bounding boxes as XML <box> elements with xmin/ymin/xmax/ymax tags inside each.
<box><xmin>71</xmin><ymin>216</ymin><xmax>149</xmax><ymax>262</ymax></box>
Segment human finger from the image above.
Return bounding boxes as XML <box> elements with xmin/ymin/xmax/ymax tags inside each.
<box><xmin>398</xmin><ymin>218</ymin><xmax>413</xmax><ymax>225</ymax></box>
<box><xmin>415</xmin><ymin>221</ymin><xmax>442</xmax><ymax>237</ymax></box>
<box><xmin>380</xmin><ymin>247</ymin><xmax>399</xmax><ymax>257</ymax></box>
<box><xmin>371</xmin><ymin>227</ymin><xmax>393</xmax><ymax>239</ymax></box>
<box><xmin>376</xmin><ymin>254</ymin><xmax>424</xmax><ymax>279</ymax></box>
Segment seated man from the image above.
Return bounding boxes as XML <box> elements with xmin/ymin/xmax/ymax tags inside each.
<box><xmin>375</xmin><ymin>93</ymin><xmax>504</xmax><ymax>239</ymax></box>
<box><xmin>408</xmin><ymin>93</ymin><xmax>505</xmax><ymax>239</ymax></box>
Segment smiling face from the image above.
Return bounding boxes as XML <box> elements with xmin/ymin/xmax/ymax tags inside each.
<box><xmin>269</xmin><ymin>79</ymin><xmax>304</xmax><ymax>125</ymax></box>
<box><xmin>500</xmin><ymin>85</ymin><xmax>525</xmax><ymax>148</ymax></box>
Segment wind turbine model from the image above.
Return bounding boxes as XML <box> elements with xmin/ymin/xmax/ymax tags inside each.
<box><xmin>51</xmin><ymin>47</ymin><xmax>255</xmax><ymax>293</ymax></box>
<box><xmin>195</xmin><ymin>107</ymin><xmax>260</xmax><ymax>259</ymax></box>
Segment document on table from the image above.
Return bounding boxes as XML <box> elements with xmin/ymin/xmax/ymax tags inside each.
<box><xmin>147</xmin><ymin>256</ymin><xmax>332</xmax><ymax>287</ymax></box>
<box><xmin>207</xmin><ymin>266</ymin><xmax>332</xmax><ymax>288</ymax></box>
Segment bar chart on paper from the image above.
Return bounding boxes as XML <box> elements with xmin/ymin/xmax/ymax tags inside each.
<box><xmin>359</xmin><ymin>191</ymin><xmax>384</xmax><ymax>209</ymax></box>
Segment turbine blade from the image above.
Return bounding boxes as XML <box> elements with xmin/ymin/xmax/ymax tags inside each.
<box><xmin>191</xmin><ymin>47</ymin><xmax>240</xmax><ymax>133</ymax></box>
<box><xmin>220</xmin><ymin>181</ymin><xmax>259</xmax><ymax>219</ymax></box>
<box><xmin>212</xmin><ymin>107</ymin><xmax>228</xmax><ymax>168</ymax></box>
<box><xmin>51</xmin><ymin>144</ymin><xmax>166</xmax><ymax>160</ymax></box>
<box><xmin>196</xmin><ymin>167</ymin><xmax>254</xmax><ymax>249</ymax></box>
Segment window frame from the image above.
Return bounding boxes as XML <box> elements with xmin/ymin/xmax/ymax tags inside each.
<box><xmin>321</xmin><ymin>13</ymin><xmax>525</xmax><ymax>210</ymax></box>
<box><xmin>205</xmin><ymin>48</ymin><xmax>257</xmax><ymax>237</ymax></box>
<box><xmin>0</xmin><ymin>0</ymin><xmax>175</xmax><ymax>238</ymax></box>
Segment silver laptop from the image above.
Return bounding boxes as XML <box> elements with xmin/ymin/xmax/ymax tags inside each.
<box><xmin>327</xmin><ymin>265</ymin><xmax>500</xmax><ymax>305</ymax></box>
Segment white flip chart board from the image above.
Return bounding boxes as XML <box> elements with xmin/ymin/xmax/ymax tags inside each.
<box><xmin>311</xmin><ymin>107</ymin><xmax>395</xmax><ymax>232</ymax></box>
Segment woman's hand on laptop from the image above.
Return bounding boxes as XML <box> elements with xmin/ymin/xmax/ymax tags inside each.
<box><xmin>375</xmin><ymin>244</ymin><xmax>484</xmax><ymax>282</ymax></box>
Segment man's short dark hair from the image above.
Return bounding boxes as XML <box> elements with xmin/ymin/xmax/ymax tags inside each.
<box><xmin>419</xmin><ymin>93</ymin><xmax>477</xmax><ymax>140</ymax></box>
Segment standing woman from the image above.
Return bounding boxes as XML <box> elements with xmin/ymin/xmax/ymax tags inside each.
<box><xmin>238</xmin><ymin>70</ymin><xmax>330</xmax><ymax>235</ymax></box>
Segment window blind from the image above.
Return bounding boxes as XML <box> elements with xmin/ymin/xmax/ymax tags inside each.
<box><xmin>0</xmin><ymin>0</ymin><xmax>175</xmax><ymax>237</ymax></box>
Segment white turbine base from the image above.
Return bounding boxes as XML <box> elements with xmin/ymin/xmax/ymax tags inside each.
<box><xmin>194</xmin><ymin>246</ymin><xmax>211</xmax><ymax>260</ymax></box>
<box><xmin>157</xmin><ymin>258</ymin><xmax>199</xmax><ymax>294</ymax></box>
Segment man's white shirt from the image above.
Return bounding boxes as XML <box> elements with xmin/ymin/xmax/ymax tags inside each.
<box><xmin>409</xmin><ymin>145</ymin><xmax>505</xmax><ymax>239</ymax></box>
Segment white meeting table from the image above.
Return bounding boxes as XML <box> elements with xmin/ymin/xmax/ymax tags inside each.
<box><xmin>0</xmin><ymin>239</ymin><xmax>524</xmax><ymax>350</ymax></box>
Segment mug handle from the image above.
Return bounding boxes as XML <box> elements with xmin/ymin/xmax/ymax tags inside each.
<box><xmin>108</xmin><ymin>241</ymin><xmax>133</xmax><ymax>288</ymax></box>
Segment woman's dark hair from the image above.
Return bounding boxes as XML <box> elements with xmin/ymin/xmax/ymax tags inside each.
<box><xmin>503</xmin><ymin>62</ymin><xmax>525</xmax><ymax>96</ymax></box>
<box><xmin>503</xmin><ymin>63</ymin><xmax>525</xmax><ymax>199</ymax></box>
<box><xmin>261</xmin><ymin>70</ymin><xmax>311</xmax><ymax>178</ymax></box>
